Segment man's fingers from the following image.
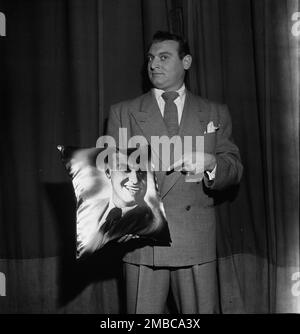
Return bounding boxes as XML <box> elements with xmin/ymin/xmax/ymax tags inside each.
<box><xmin>168</xmin><ymin>153</ymin><xmax>200</xmax><ymax>173</ymax></box>
<box><xmin>117</xmin><ymin>235</ymin><xmax>128</xmax><ymax>243</ymax></box>
<box><xmin>117</xmin><ymin>234</ymin><xmax>140</xmax><ymax>243</ymax></box>
<box><xmin>168</xmin><ymin>157</ymin><xmax>184</xmax><ymax>172</ymax></box>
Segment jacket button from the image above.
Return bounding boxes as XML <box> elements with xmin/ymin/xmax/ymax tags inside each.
<box><xmin>185</xmin><ymin>205</ymin><xmax>191</xmax><ymax>211</ymax></box>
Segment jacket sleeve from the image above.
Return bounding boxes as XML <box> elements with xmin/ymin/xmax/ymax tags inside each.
<box><xmin>204</xmin><ymin>104</ymin><xmax>243</xmax><ymax>190</ymax></box>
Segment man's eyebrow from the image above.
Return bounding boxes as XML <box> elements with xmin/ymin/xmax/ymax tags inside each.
<box><xmin>147</xmin><ymin>51</ymin><xmax>173</xmax><ymax>57</ymax></box>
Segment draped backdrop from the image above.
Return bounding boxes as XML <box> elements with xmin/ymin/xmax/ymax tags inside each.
<box><xmin>0</xmin><ymin>0</ymin><xmax>299</xmax><ymax>313</ymax></box>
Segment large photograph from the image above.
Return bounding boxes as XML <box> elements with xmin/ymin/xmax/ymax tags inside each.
<box><xmin>57</xmin><ymin>145</ymin><xmax>171</xmax><ymax>258</ymax></box>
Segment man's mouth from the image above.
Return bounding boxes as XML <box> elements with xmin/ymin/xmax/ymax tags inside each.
<box><xmin>124</xmin><ymin>185</ymin><xmax>141</xmax><ymax>195</ymax></box>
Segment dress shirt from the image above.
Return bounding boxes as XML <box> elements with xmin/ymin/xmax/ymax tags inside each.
<box><xmin>153</xmin><ymin>84</ymin><xmax>186</xmax><ymax>125</ymax></box>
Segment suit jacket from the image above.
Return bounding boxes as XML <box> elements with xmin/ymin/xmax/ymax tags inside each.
<box><xmin>101</xmin><ymin>90</ymin><xmax>243</xmax><ymax>266</ymax></box>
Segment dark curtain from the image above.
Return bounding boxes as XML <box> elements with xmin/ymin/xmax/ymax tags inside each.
<box><xmin>0</xmin><ymin>0</ymin><xmax>299</xmax><ymax>313</ymax></box>
<box><xmin>0</xmin><ymin>0</ymin><xmax>170</xmax><ymax>314</ymax></box>
<box><xmin>182</xmin><ymin>0</ymin><xmax>299</xmax><ymax>313</ymax></box>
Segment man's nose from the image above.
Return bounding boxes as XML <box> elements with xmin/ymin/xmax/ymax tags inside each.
<box><xmin>150</xmin><ymin>57</ymin><xmax>160</xmax><ymax>70</ymax></box>
<box><xmin>128</xmin><ymin>171</ymin><xmax>138</xmax><ymax>184</ymax></box>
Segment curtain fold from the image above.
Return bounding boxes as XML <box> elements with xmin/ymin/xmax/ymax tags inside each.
<box><xmin>0</xmin><ymin>0</ymin><xmax>121</xmax><ymax>313</ymax></box>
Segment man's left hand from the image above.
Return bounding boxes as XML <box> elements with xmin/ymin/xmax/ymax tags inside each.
<box><xmin>169</xmin><ymin>152</ymin><xmax>216</xmax><ymax>175</ymax></box>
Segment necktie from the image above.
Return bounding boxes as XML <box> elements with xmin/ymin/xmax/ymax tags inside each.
<box><xmin>162</xmin><ymin>91</ymin><xmax>179</xmax><ymax>137</ymax></box>
<box><xmin>102</xmin><ymin>207</ymin><xmax>122</xmax><ymax>235</ymax></box>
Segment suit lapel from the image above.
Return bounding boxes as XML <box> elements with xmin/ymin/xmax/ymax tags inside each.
<box><xmin>130</xmin><ymin>91</ymin><xmax>169</xmax><ymax>141</ymax></box>
<box><xmin>178</xmin><ymin>91</ymin><xmax>207</xmax><ymax>137</ymax></box>
<box><xmin>129</xmin><ymin>91</ymin><xmax>167</xmax><ymax>188</ymax></box>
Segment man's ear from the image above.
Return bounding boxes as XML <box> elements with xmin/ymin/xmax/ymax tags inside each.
<box><xmin>182</xmin><ymin>55</ymin><xmax>192</xmax><ymax>70</ymax></box>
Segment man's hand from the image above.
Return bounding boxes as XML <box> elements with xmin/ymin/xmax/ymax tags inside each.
<box><xmin>169</xmin><ymin>152</ymin><xmax>216</xmax><ymax>175</ymax></box>
<box><xmin>117</xmin><ymin>234</ymin><xmax>140</xmax><ymax>243</ymax></box>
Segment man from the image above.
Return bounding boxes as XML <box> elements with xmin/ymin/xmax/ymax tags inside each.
<box><xmin>100</xmin><ymin>149</ymin><xmax>148</xmax><ymax>242</ymax></box>
<box><xmin>100</xmin><ymin>31</ymin><xmax>243</xmax><ymax>313</ymax></box>
<box><xmin>105</xmin><ymin>150</ymin><xmax>147</xmax><ymax>207</ymax></box>
<box><xmin>99</xmin><ymin>148</ymin><xmax>170</xmax><ymax>245</ymax></box>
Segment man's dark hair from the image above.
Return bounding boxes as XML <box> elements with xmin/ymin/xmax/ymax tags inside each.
<box><xmin>151</xmin><ymin>31</ymin><xmax>191</xmax><ymax>59</ymax></box>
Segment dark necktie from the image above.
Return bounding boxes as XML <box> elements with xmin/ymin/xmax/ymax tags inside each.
<box><xmin>162</xmin><ymin>91</ymin><xmax>179</xmax><ymax>137</ymax></box>
<box><xmin>102</xmin><ymin>207</ymin><xmax>122</xmax><ymax>235</ymax></box>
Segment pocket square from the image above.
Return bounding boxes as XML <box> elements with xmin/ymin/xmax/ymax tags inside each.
<box><xmin>205</xmin><ymin>121</ymin><xmax>220</xmax><ymax>134</ymax></box>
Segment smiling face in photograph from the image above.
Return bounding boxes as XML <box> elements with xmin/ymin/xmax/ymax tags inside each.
<box><xmin>105</xmin><ymin>153</ymin><xmax>147</xmax><ymax>208</ymax></box>
<box><xmin>147</xmin><ymin>40</ymin><xmax>192</xmax><ymax>91</ymax></box>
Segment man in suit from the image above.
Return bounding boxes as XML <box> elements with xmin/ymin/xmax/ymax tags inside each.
<box><xmin>99</xmin><ymin>31</ymin><xmax>243</xmax><ymax>313</ymax></box>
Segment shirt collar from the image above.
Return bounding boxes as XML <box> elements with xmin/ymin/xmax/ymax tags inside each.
<box><xmin>153</xmin><ymin>83</ymin><xmax>186</xmax><ymax>101</ymax></box>
<box><xmin>107</xmin><ymin>198</ymin><xmax>138</xmax><ymax>217</ymax></box>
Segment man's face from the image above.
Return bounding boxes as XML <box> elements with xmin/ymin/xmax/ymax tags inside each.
<box><xmin>106</xmin><ymin>156</ymin><xmax>147</xmax><ymax>208</ymax></box>
<box><xmin>147</xmin><ymin>40</ymin><xmax>191</xmax><ymax>91</ymax></box>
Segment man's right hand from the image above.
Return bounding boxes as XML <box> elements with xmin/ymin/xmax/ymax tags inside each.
<box><xmin>117</xmin><ymin>234</ymin><xmax>140</xmax><ymax>243</ymax></box>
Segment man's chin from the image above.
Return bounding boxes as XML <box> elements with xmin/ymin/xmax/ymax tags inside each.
<box><xmin>150</xmin><ymin>79</ymin><xmax>166</xmax><ymax>89</ymax></box>
<box><xmin>121</xmin><ymin>191</ymin><xmax>137</xmax><ymax>205</ymax></box>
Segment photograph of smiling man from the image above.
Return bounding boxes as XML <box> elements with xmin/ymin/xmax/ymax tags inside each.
<box><xmin>61</xmin><ymin>145</ymin><xmax>171</xmax><ymax>259</ymax></box>
<box><xmin>99</xmin><ymin>147</ymin><xmax>169</xmax><ymax>244</ymax></box>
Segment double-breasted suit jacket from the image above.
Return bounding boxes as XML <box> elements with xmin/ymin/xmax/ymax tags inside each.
<box><xmin>102</xmin><ymin>90</ymin><xmax>243</xmax><ymax>267</ymax></box>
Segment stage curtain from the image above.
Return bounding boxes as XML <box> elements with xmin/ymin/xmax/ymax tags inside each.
<box><xmin>0</xmin><ymin>0</ymin><xmax>163</xmax><ymax>313</ymax></box>
<box><xmin>0</xmin><ymin>0</ymin><xmax>299</xmax><ymax>314</ymax></box>
<box><xmin>183</xmin><ymin>0</ymin><xmax>299</xmax><ymax>313</ymax></box>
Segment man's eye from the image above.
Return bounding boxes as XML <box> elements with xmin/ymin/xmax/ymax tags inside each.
<box><xmin>147</xmin><ymin>56</ymin><xmax>153</xmax><ymax>62</ymax></box>
<box><xmin>160</xmin><ymin>55</ymin><xmax>168</xmax><ymax>61</ymax></box>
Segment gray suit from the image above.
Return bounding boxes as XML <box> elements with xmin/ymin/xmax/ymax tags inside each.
<box><xmin>104</xmin><ymin>90</ymin><xmax>243</xmax><ymax>312</ymax></box>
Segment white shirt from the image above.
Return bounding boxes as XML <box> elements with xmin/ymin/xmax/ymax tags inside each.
<box><xmin>152</xmin><ymin>84</ymin><xmax>216</xmax><ymax>180</ymax></box>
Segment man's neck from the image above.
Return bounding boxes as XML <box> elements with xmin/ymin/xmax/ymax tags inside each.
<box><xmin>110</xmin><ymin>196</ymin><xmax>137</xmax><ymax>215</ymax></box>
<box><xmin>153</xmin><ymin>83</ymin><xmax>186</xmax><ymax>100</ymax></box>
<box><xmin>153</xmin><ymin>83</ymin><xmax>185</xmax><ymax>93</ymax></box>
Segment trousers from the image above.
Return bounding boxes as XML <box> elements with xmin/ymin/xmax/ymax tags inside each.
<box><xmin>123</xmin><ymin>261</ymin><xmax>219</xmax><ymax>314</ymax></box>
